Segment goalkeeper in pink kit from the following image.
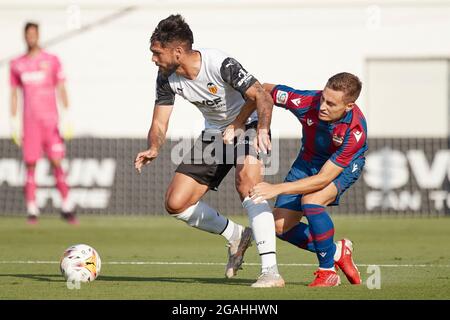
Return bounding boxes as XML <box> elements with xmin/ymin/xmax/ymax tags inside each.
<box><xmin>9</xmin><ymin>22</ymin><xmax>77</xmax><ymax>224</ymax></box>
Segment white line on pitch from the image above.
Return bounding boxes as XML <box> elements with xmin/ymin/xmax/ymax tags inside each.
<box><xmin>0</xmin><ymin>261</ymin><xmax>449</xmax><ymax>268</ymax></box>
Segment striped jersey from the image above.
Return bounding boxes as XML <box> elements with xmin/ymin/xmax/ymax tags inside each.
<box><xmin>271</xmin><ymin>84</ymin><xmax>368</xmax><ymax>168</ymax></box>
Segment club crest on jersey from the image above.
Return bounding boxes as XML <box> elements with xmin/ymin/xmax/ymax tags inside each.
<box><xmin>332</xmin><ymin>134</ymin><xmax>344</xmax><ymax>146</ymax></box>
<box><xmin>207</xmin><ymin>82</ymin><xmax>218</xmax><ymax>95</ymax></box>
<box><xmin>39</xmin><ymin>61</ymin><xmax>50</xmax><ymax>70</ymax></box>
<box><xmin>276</xmin><ymin>90</ymin><xmax>288</xmax><ymax>105</ymax></box>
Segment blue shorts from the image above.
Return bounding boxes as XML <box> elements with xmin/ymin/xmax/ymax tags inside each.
<box><xmin>274</xmin><ymin>157</ymin><xmax>365</xmax><ymax>211</ymax></box>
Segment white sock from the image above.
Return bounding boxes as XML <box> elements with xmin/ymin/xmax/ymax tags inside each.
<box><xmin>27</xmin><ymin>202</ymin><xmax>40</xmax><ymax>216</ymax></box>
<box><xmin>319</xmin><ymin>267</ymin><xmax>336</xmax><ymax>272</ymax></box>
<box><xmin>221</xmin><ymin>221</ymin><xmax>243</xmax><ymax>242</ymax></box>
<box><xmin>173</xmin><ymin>201</ymin><xmax>240</xmax><ymax>239</ymax></box>
<box><xmin>242</xmin><ymin>196</ymin><xmax>277</xmax><ymax>271</ymax></box>
<box><xmin>62</xmin><ymin>197</ymin><xmax>75</xmax><ymax>213</ymax></box>
<box><xmin>334</xmin><ymin>240</ymin><xmax>342</xmax><ymax>261</ymax></box>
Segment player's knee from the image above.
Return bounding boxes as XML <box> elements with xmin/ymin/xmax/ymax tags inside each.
<box><xmin>164</xmin><ymin>194</ymin><xmax>189</xmax><ymax>215</ymax></box>
<box><xmin>25</xmin><ymin>162</ymin><xmax>37</xmax><ymax>170</ymax></box>
<box><xmin>274</xmin><ymin>216</ymin><xmax>293</xmax><ymax>236</ymax></box>
<box><xmin>50</xmin><ymin>159</ymin><xmax>62</xmax><ymax>168</ymax></box>
<box><xmin>274</xmin><ymin>219</ymin><xmax>285</xmax><ymax>236</ymax></box>
<box><xmin>236</xmin><ymin>184</ymin><xmax>251</xmax><ymax>199</ymax></box>
<box><xmin>235</xmin><ymin>173</ymin><xmax>255</xmax><ymax>198</ymax></box>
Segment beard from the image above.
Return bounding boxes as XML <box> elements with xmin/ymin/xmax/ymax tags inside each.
<box><xmin>159</xmin><ymin>62</ymin><xmax>179</xmax><ymax>77</ymax></box>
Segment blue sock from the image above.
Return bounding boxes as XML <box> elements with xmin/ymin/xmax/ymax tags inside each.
<box><xmin>303</xmin><ymin>204</ymin><xmax>336</xmax><ymax>269</ymax></box>
<box><xmin>277</xmin><ymin>222</ymin><xmax>316</xmax><ymax>252</ymax></box>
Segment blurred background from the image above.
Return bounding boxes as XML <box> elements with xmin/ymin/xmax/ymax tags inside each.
<box><xmin>0</xmin><ymin>0</ymin><xmax>449</xmax><ymax>216</ymax></box>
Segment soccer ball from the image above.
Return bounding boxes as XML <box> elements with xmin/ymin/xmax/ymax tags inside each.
<box><xmin>60</xmin><ymin>244</ymin><xmax>101</xmax><ymax>282</ymax></box>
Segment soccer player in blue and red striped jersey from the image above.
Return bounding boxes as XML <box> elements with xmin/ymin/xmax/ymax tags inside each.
<box><xmin>237</xmin><ymin>72</ymin><xmax>367</xmax><ymax>287</ymax></box>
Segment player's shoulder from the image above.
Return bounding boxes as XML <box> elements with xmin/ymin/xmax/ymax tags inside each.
<box><xmin>344</xmin><ymin>105</ymin><xmax>367</xmax><ymax>144</ymax></box>
<box><xmin>10</xmin><ymin>53</ymin><xmax>27</xmax><ymax>66</ymax></box>
<box><xmin>349</xmin><ymin>105</ymin><xmax>367</xmax><ymax>130</ymax></box>
<box><xmin>156</xmin><ymin>70</ymin><xmax>175</xmax><ymax>84</ymax></box>
<box><xmin>39</xmin><ymin>50</ymin><xmax>62</xmax><ymax>63</ymax></box>
<box><xmin>155</xmin><ymin>70</ymin><xmax>176</xmax><ymax>94</ymax></box>
<box><xmin>199</xmin><ymin>48</ymin><xmax>237</xmax><ymax>71</ymax></box>
<box><xmin>198</xmin><ymin>48</ymin><xmax>231</xmax><ymax>61</ymax></box>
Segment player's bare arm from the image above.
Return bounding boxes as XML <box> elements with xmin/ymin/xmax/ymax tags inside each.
<box><xmin>57</xmin><ymin>83</ymin><xmax>69</xmax><ymax>109</ymax></box>
<box><xmin>10</xmin><ymin>87</ymin><xmax>18</xmax><ymax>117</ymax></box>
<box><xmin>134</xmin><ymin>105</ymin><xmax>173</xmax><ymax>173</ymax></box>
<box><xmin>250</xmin><ymin>160</ymin><xmax>344</xmax><ymax>202</ymax></box>
<box><xmin>223</xmin><ymin>82</ymin><xmax>277</xmax><ymax>144</ymax></box>
<box><xmin>244</xmin><ymin>81</ymin><xmax>273</xmax><ymax>154</ymax></box>
<box><xmin>10</xmin><ymin>87</ymin><xmax>21</xmax><ymax>146</ymax></box>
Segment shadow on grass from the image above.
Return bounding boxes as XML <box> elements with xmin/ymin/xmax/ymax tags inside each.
<box><xmin>0</xmin><ymin>273</ymin><xmax>65</xmax><ymax>282</ymax></box>
<box><xmin>0</xmin><ymin>273</ymin><xmax>308</xmax><ymax>286</ymax></box>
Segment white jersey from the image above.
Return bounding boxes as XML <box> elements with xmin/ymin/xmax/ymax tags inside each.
<box><xmin>155</xmin><ymin>48</ymin><xmax>258</xmax><ymax>131</ymax></box>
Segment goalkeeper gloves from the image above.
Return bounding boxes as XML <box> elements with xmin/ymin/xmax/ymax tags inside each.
<box><xmin>59</xmin><ymin>108</ymin><xmax>74</xmax><ymax>141</ymax></box>
<box><xmin>10</xmin><ymin>115</ymin><xmax>21</xmax><ymax>146</ymax></box>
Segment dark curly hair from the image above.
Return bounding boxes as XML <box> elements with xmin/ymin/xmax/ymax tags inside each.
<box><xmin>150</xmin><ymin>14</ymin><xmax>194</xmax><ymax>49</ymax></box>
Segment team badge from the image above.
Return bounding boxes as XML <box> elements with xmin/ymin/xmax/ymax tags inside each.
<box><xmin>332</xmin><ymin>134</ymin><xmax>344</xmax><ymax>146</ymax></box>
<box><xmin>207</xmin><ymin>82</ymin><xmax>218</xmax><ymax>94</ymax></box>
<box><xmin>276</xmin><ymin>90</ymin><xmax>288</xmax><ymax>105</ymax></box>
<box><xmin>39</xmin><ymin>61</ymin><xmax>50</xmax><ymax>70</ymax></box>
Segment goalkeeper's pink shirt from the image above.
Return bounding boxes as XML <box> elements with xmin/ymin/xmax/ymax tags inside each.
<box><xmin>10</xmin><ymin>50</ymin><xmax>65</xmax><ymax>124</ymax></box>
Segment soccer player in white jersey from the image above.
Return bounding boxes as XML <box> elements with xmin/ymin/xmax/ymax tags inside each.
<box><xmin>134</xmin><ymin>14</ymin><xmax>284</xmax><ymax>288</ymax></box>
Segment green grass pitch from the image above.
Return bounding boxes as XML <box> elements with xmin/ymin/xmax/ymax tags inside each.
<box><xmin>0</xmin><ymin>215</ymin><xmax>449</xmax><ymax>300</ymax></box>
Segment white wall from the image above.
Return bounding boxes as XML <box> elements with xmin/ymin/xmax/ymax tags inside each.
<box><xmin>367</xmin><ymin>59</ymin><xmax>448</xmax><ymax>137</ymax></box>
<box><xmin>0</xmin><ymin>0</ymin><xmax>449</xmax><ymax>138</ymax></box>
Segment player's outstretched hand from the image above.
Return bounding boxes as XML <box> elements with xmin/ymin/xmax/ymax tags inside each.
<box><xmin>134</xmin><ymin>149</ymin><xmax>158</xmax><ymax>173</ymax></box>
<box><xmin>222</xmin><ymin>122</ymin><xmax>245</xmax><ymax>144</ymax></box>
<box><xmin>250</xmin><ymin>182</ymin><xmax>280</xmax><ymax>203</ymax></box>
<box><xmin>256</xmin><ymin>129</ymin><xmax>271</xmax><ymax>155</ymax></box>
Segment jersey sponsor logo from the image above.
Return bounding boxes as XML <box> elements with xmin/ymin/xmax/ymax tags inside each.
<box><xmin>193</xmin><ymin>97</ymin><xmax>223</xmax><ymax>107</ymax></box>
<box><xmin>275</xmin><ymin>90</ymin><xmax>288</xmax><ymax>105</ymax></box>
<box><xmin>353</xmin><ymin>131</ymin><xmax>363</xmax><ymax>142</ymax></box>
<box><xmin>332</xmin><ymin>134</ymin><xmax>344</xmax><ymax>146</ymax></box>
<box><xmin>20</xmin><ymin>70</ymin><xmax>45</xmax><ymax>83</ymax></box>
<box><xmin>352</xmin><ymin>163</ymin><xmax>359</xmax><ymax>173</ymax></box>
<box><xmin>237</xmin><ymin>69</ymin><xmax>253</xmax><ymax>87</ymax></box>
<box><xmin>291</xmin><ymin>97</ymin><xmax>301</xmax><ymax>107</ymax></box>
<box><xmin>306</xmin><ymin>118</ymin><xmax>314</xmax><ymax>126</ymax></box>
<box><xmin>207</xmin><ymin>82</ymin><xmax>218</xmax><ymax>94</ymax></box>
<box><xmin>176</xmin><ymin>87</ymin><xmax>183</xmax><ymax>93</ymax></box>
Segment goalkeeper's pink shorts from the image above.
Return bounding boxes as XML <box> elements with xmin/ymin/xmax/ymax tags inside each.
<box><xmin>22</xmin><ymin>118</ymin><xmax>65</xmax><ymax>164</ymax></box>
